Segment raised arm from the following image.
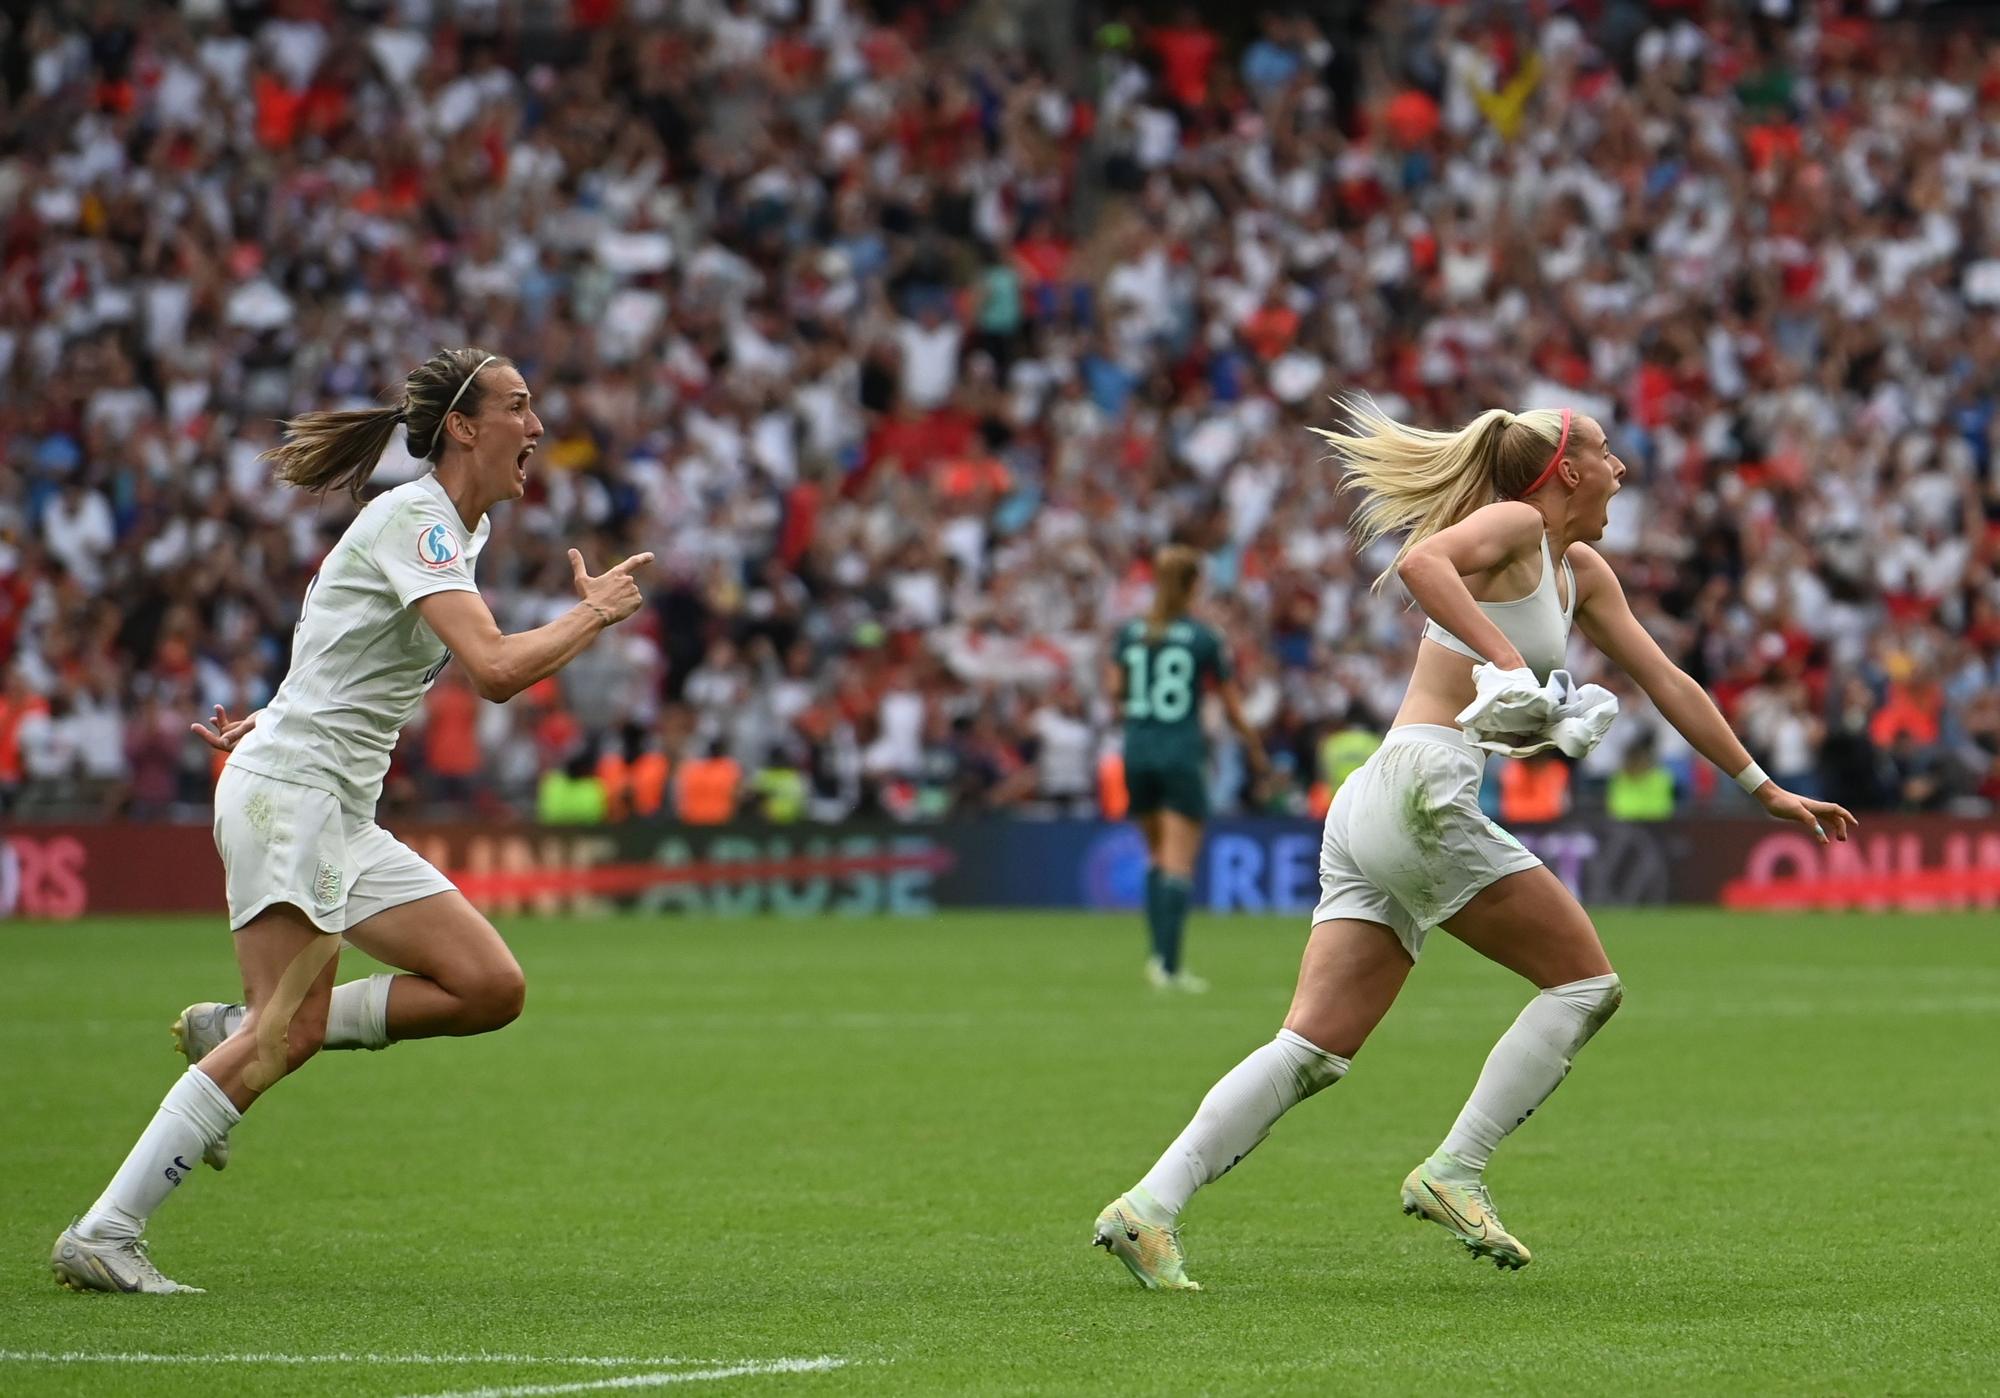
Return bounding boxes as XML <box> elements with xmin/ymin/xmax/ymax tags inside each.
<box><xmin>1570</xmin><ymin>543</ymin><xmax>1856</xmax><ymax>844</ymax></box>
<box><xmin>417</xmin><ymin>549</ymin><xmax>653</xmax><ymax>704</ymax></box>
<box><xmin>1395</xmin><ymin>501</ymin><xmax>1545</xmax><ymax>670</ymax></box>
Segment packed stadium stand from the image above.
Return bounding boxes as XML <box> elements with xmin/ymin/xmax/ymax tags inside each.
<box><xmin>4</xmin><ymin>0</ymin><xmax>1999</xmax><ymax>825</ymax></box>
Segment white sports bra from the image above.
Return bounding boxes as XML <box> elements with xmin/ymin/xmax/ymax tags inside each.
<box><xmin>1421</xmin><ymin>533</ymin><xmax>1577</xmax><ymax>681</ymax></box>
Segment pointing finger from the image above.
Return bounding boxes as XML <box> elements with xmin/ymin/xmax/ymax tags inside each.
<box><xmin>610</xmin><ymin>551</ymin><xmax>656</xmax><ymax>576</ymax></box>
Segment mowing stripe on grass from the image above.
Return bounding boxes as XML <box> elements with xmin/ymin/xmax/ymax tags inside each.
<box><xmin>0</xmin><ymin>1351</ymin><xmax>722</xmax><ymax>1369</ymax></box>
<box><xmin>404</xmin><ymin>1356</ymin><xmax>851</xmax><ymax>1398</ymax></box>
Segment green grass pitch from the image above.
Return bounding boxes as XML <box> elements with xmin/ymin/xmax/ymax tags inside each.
<box><xmin>4</xmin><ymin>908</ymin><xmax>1997</xmax><ymax>1396</ymax></box>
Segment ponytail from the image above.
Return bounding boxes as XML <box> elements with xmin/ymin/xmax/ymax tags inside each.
<box><xmin>1147</xmin><ymin>544</ymin><xmax>1202</xmax><ymax>641</ymax></box>
<box><xmin>263</xmin><ymin>405</ymin><xmax>406</xmax><ymax>499</ymax></box>
<box><xmin>261</xmin><ymin>346</ymin><xmax>511</xmax><ymax>498</ymax></box>
<box><xmin>1313</xmin><ymin>397</ymin><xmax>1570</xmax><ymax>589</ymax></box>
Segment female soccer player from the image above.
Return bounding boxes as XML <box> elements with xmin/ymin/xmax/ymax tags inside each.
<box><xmin>1093</xmin><ymin>403</ymin><xmax>1855</xmax><ymax>1289</ymax></box>
<box><xmin>1109</xmin><ymin>544</ymin><xmax>1269</xmax><ymax>991</ymax></box>
<box><xmin>53</xmin><ymin>348</ymin><xmax>653</xmax><ymax>1293</ymax></box>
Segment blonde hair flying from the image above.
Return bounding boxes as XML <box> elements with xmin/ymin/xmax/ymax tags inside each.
<box><xmin>1312</xmin><ymin>397</ymin><xmax>1572</xmax><ymax>589</ymax></box>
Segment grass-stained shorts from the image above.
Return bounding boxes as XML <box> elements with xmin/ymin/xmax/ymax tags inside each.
<box><xmin>213</xmin><ymin>763</ymin><xmax>455</xmax><ymax>934</ymax></box>
<box><xmin>1313</xmin><ymin>724</ymin><xmax>1542</xmax><ymax>960</ymax></box>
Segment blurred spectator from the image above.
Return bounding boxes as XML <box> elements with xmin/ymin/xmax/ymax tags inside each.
<box><xmin>122</xmin><ymin>689</ymin><xmax>184</xmax><ymax>818</ymax></box>
<box><xmin>1500</xmin><ymin>755</ymin><xmax>1571</xmax><ymax>826</ymax></box>
<box><xmin>5</xmin><ymin>0</ymin><xmax>2000</xmax><ymax>824</ymax></box>
<box><xmin>1</xmin><ymin>665</ymin><xmax>49</xmax><ymax>811</ymax></box>
<box><xmin>675</xmin><ymin>743</ymin><xmax>743</xmax><ymax>826</ymax></box>
<box><xmin>1607</xmin><ymin>733</ymin><xmax>1677</xmax><ymax>823</ymax></box>
<box><xmin>1316</xmin><ymin>709</ymin><xmax>1385</xmax><ymax>812</ymax></box>
<box><xmin>420</xmin><ymin>670</ymin><xmax>485</xmax><ymax>812</ymax></box>
<box><xmin>538</xmin><ymin>752</ymin><xmax>609</xmax><ymax>826</ymax></box>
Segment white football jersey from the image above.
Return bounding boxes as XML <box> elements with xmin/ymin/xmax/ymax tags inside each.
<box><xmin>230</xmin><ymin>473</ymin><xmax>489</xmax><ymax>815</ymax></box>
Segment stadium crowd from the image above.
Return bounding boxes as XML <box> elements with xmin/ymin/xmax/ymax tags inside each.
<box><xmin>4</xmin><ymin>0</ymin><xmax>2000</xmax><ymax>826</ymax></box>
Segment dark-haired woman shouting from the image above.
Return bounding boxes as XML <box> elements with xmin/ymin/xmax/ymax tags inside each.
<box><xmin>54</xmin><ymin>349</ymin><xmax>652</xmax><ymax>1293</ymax></box>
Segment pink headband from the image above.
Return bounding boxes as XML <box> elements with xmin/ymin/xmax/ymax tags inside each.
<box><xmin>1512</xmin><ymin>407</ymin><xmax>1571</xmax><ymax>500</ymax></box>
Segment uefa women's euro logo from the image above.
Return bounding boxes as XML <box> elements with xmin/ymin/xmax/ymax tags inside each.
<box><xmin>417</xmin><ymin>522</ymin><xmax>460</xmax><ymax>569</ymax></box>
<box><xmin>1081</xmin><ymin>826</ymin><xmax>1151</xmax><ymax>909</ymax></box>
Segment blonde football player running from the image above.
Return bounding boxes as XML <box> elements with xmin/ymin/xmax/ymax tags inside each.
<box><xmin>53</xmin><ymin>349</ymin><xmax>652</xmax><ymax>1293</ymax></box>
<box><xmin>1093</xmin><ymin>402</ymin><xmax>1856</xmax><ymax>1290</ymax></box>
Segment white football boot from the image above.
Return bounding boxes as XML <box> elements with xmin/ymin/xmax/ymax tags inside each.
<box><xmin>51</xmin><ymin>1226</ymin><xmax>203</xmax><ymax>1294</ymax></box>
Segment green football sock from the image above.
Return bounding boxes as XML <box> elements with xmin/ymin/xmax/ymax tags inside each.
<box><xmin>1157</xmin><ymin>874</ymin><xmax>1191</xmax><ymax>974</ymax></box>
<box><xmin>1144</xmin><ymin>867</ymin><xmax>1170</xmax><ymax>964</ymax></box>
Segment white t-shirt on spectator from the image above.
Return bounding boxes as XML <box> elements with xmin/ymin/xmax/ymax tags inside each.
<box><xmin>15</xmin><ymin>707</ymin><xmax>74</xmax><ymax>782</ymax></box>
<box><xmin>1032</xmin><ymin>706</ymin><xmax>1095</xmax><ymax>799</ymax></box>
<box><xmin>889</xmin><ymin>568</ymin><xmax>944</xmax><ymax>629</ymax></box>
<box><xmin>261</xmin><ymin>17</ymin><xmax>329</xmax><ymax>90</ymax></box>
<box><xmin>199</xmin><ymin>34</ymin><xmax>251</xmax><ymax>90</ymax></box>
<box><xmin>87</xmin><ymin>385</ymin><xmax>152</xmax><ymax>442</ymax></box>
<box><xmin>42</xmin><ymin>489</ymin><xmax>115</xmax><ymax>589</ymax></box>
<box><xmin>864</xmin><ymin>689</ymin><xmax>926</xmax><ymax>776</ymax></box>
<box><xmin>72</xmin><ymin>695</ymin><xmax>127</xmax><ymax>780</ymax></box>
<box><xmin>897</xmin><ymin>320</ymin><xmax>962</xmax><ymax>409</ymax></box>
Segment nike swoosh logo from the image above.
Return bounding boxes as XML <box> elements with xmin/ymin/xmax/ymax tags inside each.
<box><xmin>1125</xmin><ymin>1229</ymin><xmax>1140</xmax><ymax>1242</ymax></box>
<box><xmin>1424</xmin><ymin>1181</ymin><xmax>1488</xmax><ymax>1239</ymax></box>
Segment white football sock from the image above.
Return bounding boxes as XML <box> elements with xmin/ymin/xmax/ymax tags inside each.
<box><xmin>324</xmin><ymin>973</ymin><xmax>395</xmax><ymax>1051</ymax></box>
<box><xmin>1134</xmin><ymin>1029</ymin><xmax>1351</xmax><ymax>1222</ymax></box>
<box><xmin>1435</xmin><ymin>973</ymin><xmax>1623</xmax><ymax>1176</ymax></box>
<box><xmin>76</xmin><ymin>1068</ymin><xmax>241</xmax><ymax>1242</ymax></box>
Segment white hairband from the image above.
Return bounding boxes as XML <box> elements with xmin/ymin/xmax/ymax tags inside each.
<box><xmin>426</xmin><ymin>354</ymin><xmax>498</xmax><ymax>456</ymax></box>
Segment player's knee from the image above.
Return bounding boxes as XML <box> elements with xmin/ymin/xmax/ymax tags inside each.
<box><xmin>1274</xmin><ymin>1027</ymin><xmax>1351</xmax><ymax>1095</ymax></box>
<box><xmin>1573</xmin><ymin>971</ymin><xmax>1623</xmax><ymax>1018</ymax></box>
<box><xmin>1546</xmin><ymin>971</ymin><xmax>1623</xmax><ymax>1040</ymax></box>
<box><xmin>459</xmin><ymin>960</ymin><xmax>526</xmax><ymax>1032</ymax></box>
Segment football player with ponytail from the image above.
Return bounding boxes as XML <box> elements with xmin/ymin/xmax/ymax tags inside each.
<box><xmin>1093</xmin><ymin>401</ymin><xmax>1854</xmax><ymax>1290</ymax></box>
<box><xmin>54</xmin><ymin>350</ymin><xmax>653</xmax><ymax>1293</ymax></box>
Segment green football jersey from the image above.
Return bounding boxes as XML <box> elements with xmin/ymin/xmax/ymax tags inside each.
<box><xmin>1114</xmin><ymin>617</ymin><xmax>1230</xmax><ymax>768</ymax></box>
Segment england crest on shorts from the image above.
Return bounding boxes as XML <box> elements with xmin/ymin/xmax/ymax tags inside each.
<box><xmin>313</xmin><ymin>859</ymin><xmax>345</xmax><ymax>909</ymax></box>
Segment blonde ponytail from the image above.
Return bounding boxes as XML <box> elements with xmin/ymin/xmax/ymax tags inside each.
<box><xmin>1313</xmin><ymin>397</ymin><xmax>1571</xmax><ymax>589</ymax></box>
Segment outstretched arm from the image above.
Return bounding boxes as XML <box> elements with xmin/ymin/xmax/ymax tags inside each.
<box><xmin>1571</xmin><ymin>543</ymin><xmax>1856</xmax><ymax>844</ymax></box>
<box><xmin>417</xmin><ymin>549</ymin><xmax>653</xmax><ymax>704</ymax></box>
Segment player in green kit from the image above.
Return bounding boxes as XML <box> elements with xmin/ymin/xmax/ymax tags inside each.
<box><xmin>1109</xmin><ymin>545</ymin><xmax>1269</xmax><ymax>992</ymax></box>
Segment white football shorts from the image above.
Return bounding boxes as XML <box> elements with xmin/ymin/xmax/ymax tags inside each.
<box><xmin>1313</xmin><ymin>723</ymin><xmax>1543</xmax><ymax>960</ymax></box>
<box><xmin>212</xmin><ymin>763</ymin><xmax>455</xmax><ymax>934</ymax></box>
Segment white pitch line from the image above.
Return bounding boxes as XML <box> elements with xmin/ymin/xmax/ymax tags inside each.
<box><xmin>403</xmin><ymin>1356</ymin><xmax>850</xmax><ymax>1398</ymax></box>
<box><xmin>0</xmin><ymin>1352</ymin><xmax>720</xmax><ymax>1369</ymax></box>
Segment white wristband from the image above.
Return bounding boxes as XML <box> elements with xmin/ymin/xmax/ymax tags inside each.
<box><xmin>1734</xmin><ymin>761</ymin><xmax>1769</xmax><ymax>794</ymax></box>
